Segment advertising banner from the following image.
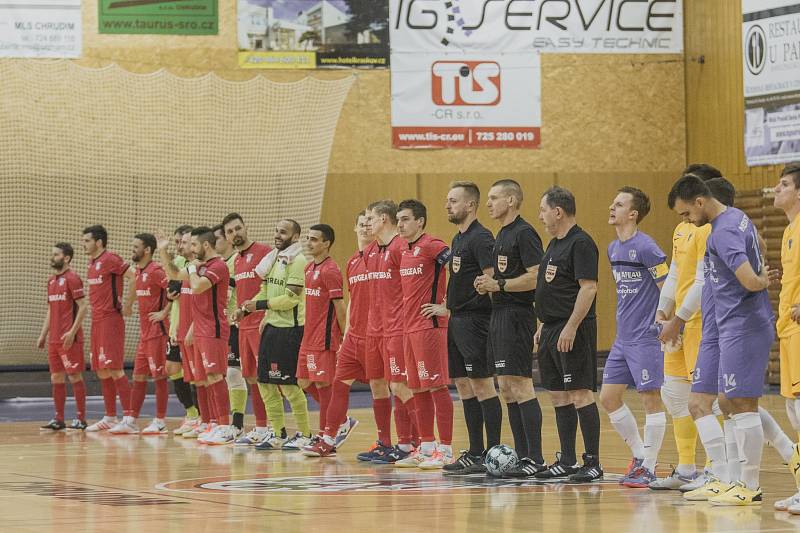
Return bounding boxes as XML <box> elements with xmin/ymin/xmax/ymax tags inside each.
<box><xmin>98</xmin><ymin>0</ymin><xmax>218</xmax><ymax>35</ymax></box>
<box><xmin>0</xmin><ymin>0</ymin><xmax>81</xmax><ymax>58</ymax></box>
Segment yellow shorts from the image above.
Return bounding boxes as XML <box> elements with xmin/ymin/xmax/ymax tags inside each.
<box><xmin>664</xmin><ymin>325</ymin><xmax>702</xmax><ymax>380</ymax></box>
<box><xmin>780</xmin><ymin>333</ymin><xmax>800</xmax><ymax>398</ymax></box>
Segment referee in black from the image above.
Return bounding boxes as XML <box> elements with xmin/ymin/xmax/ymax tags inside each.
<box><xmin>533</xmin><ymin>186</ymin><xmax>603</xmax><ymax>483</ymax></box>
<box><xmin>422</xmin><ymin>181</ymin><xmax>501</xmax><ymax>475</ymax></box>
<box><xmin>474</xmin><ymin>178</ymin><xmax>545</xmax><ymax>478</ymax></box>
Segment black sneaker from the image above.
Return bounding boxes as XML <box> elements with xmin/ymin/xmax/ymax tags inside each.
<box><xmin>67</xmin><ymin>419</ymin><xmax>87</xmax><ymax>431</ymax></box>
<box><xmin>40</xmin><ymin>419</ymin><xmax>66</xmax><ymax>431</ymax></box>
<box><xmin>443</xmin><ymin>450</ymin><xmax>483</xmax><ymax>475</ymax></box>
<box><xmin>534</xmin><ymin>452</ymin><xmax>580</xmax><ymax>479</ymax></box>
<box><xmin>568</xmin><ymin>453</ymin><xmax>604</xmax><ymax>482</ymax></box>
<box><xmin>371</xmin><ymin>445</ymin><xmax>412</xmax><ymax>464</ymax></box>
<box><xmin>356</xmin><ymin>441</ymin><xmax>391</xmax><ymax>462</ymax></box>
<box><xmin>503</xmin><ymin>457</ymin><xmax>547</xmax><ymax>478</ymax></box>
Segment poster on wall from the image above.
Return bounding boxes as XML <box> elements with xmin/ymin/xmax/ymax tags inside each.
<box><xmin>237</xmin><ymin>0</ymin><xmax>389</xmax><ymax>69</ymax></box>
<box><xmin>743</xmin><ymin>0</ymin><xmax>800</xmax><ymax>167</ymax></box>
<box><xmin>98</xmin><ymin>0</ymin><xmax>218</xmax><ymax>35</ymax></box>
<box><xmin>0</xmin><ymin>0</ymin><xmax>82</xmax><ymax>58</ymax></box>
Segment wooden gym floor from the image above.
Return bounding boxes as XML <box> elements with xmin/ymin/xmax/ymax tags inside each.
<box><xmin>0</xmin><ymin>391</ymin><xmax>798</xmax><ymax>532</ymax></box>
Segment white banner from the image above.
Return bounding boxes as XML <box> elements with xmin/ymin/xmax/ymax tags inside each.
<box><xmin>742</xmin><ymin>0</ymin><xmax>800</xmax><ymax>167</ymax></box>
<box><xmin>390</xmin><ymin>0</ymin><xmax>683</xmax><ymax>54</ymax></box>
<box><xmin>0</xmin><ymin>0</ymin><xmax>82</xmax><ymax>59</ymax></box>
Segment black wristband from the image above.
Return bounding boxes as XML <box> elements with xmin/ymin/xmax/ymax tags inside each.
<box><xmin>255</xmin><ymin>300</ymin><xmax>268</xmax><ymax>311</ymax></box>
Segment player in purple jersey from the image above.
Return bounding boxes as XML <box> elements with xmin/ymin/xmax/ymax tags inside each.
<box><xmin>599</xmin><ymin>187</ymin><xmax>668</xmax><ymax>488</ymax></box>
<box><xmin>668</xmin><ymin>175</ymin><xmax>776</xmax><ymax>506</ymax></box>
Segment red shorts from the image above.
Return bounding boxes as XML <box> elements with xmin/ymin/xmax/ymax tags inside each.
<box><xmin>404</xmin><ymin>328</ymin><xmax>449</xmax><ymax>390</ymax></box>
<box><xmin>90</xmin><ymin>316</ymin><xmax>125</xmax><ymax>371</ymax></box>
<box><xmin>298</xmin><ymin>347</ymin><xmax>336</xmax><ymax>383</ymax></box>
<box><xmin>48</xmin><ymin>342</ymin><xmax>84</xmax><ymax>375</ymax></box>
<box><xmin>238</xmin><ymin>327</ymin><xmax>260</xmax><ymax>379</ymax></box>
<box><xmin>133</xmin><ymin>336</ymin><xmax>168</xmax><ymax>378</ymax></box>
<box><xmin>335</xmin><ymin>335</ymin><xmax>367</xmax><ymax>382</ymax></box>
<box><xmin>383</xmin><ymin>335</ymin><xmax>407</xmax><ymax>383</ymax></box>
<box><xmin>194</xmin><ymin>337</ymin><xmax>228</xmax><ymax>378</ymax></box>
<box><xmin>178</xmin><ymin>340</ymin><xmax>195</xmax><ymax>382</ymax></box>
<box><xmin>365</xmin><ymin>336</ymin><xmax>386</xmax><ymax>381</ymax></box>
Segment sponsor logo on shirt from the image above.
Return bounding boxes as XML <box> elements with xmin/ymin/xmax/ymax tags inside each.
<box><xmin>306</xmin><ymin>288</ymin><xmax>321</xmax><ymax>297</ymax></box>
<box><xmin>612</xmin><ymin>270</ymin><xmax>642</xmax><ymax>283</ymax></box>
<box><xmin>400</xmin><ymin>265</ymin><xmax>424</xmax><ymax>277</ymax></box>
<box><xmin>269</xmin><ymin>363</ymin><xmax>282</xmax><ymax>379</ymax></box>
<box><xmin>348</xmin><ymin>273</ymin><xmax>369</xmax><ymax>285</ymax></box>
<box><xmin>307</xmin><ymin>353</ymin><xmax>317</xmax><ymax>371</ymax></box>
<box><xmin>87</xmin><ymin>276</ymin><xmax>104</xmax><ymax>286</ymax></box>
<box><xmin>181</xmin><ymin>287</ymin><xmax>193</xmax><ymax>295</ymax></box>
<box><xmin>452</xmin><ymin>255</ymin><xmax>461</xmax><ymax>273</ymax></box>
<box><xmin>235</xmin><ymin>271</ymin><xmax>257</xmax><ymax>282</ymax></box>
<box><xmin>136</xmin><ymin>289</ymin><xmax>151</xmax><ymax>297</ymax></box>
<box><xmin>48</xmin><ymin>294</ymin><xmax>67</xmax><ymax>302</ymax></box>
<box><xmin>417</xmin><ymin>361</ymin><xmax>429</xmax><ymax>379</ymax></box>
<box><xmin>738</xmin><ymin>214</ymin><xmax>749</xmax><ymax>232</ymax></box>
<box><xmin>389</xmin><ymin>357</ymin><xmax>402</xmax><ymax>376</ymax></box>
<box><xmin>497</xmin><ymin>255</ymin><xmax>508</xmax><ymax>273</ymax></box>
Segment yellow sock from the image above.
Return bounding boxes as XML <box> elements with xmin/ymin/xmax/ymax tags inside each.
<box><xmin>673</xmin><ymin>415</ymin><xmax>697</xmax><ymax>467</ymax></box>
<box><xmin>283</xmin><ymin>385</ymin><xmax>311</xmax><ymax>436</ymax></box>
<box><xmin>258</xmin><ymin>383</ymin><xmax>285</xmax><ymax>433</ymax></box>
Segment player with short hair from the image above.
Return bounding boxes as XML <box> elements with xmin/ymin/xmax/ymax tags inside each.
<box><xmin>534</xmin><ymin>186</ymin><xmax>603</xmax><ymax>482</ymax></box>
<box><xmin>474</xmin><ymin>179</ymin><xmax>545</xmax><ymax>478</ymax></box>
<box><xmin>37</xmin><ymin>242</ymin><xmax>89</xmax><ymax>431</ymax></box>
<box><xmin>110</xmin><ymin>233</ymin><xmax>171</xmax><ymax>435</ymax></box>
<box><xmin>82</xmin><ymin>225</ymin><xmax>134</xmax><ymax>432</ymax></box>
<box><xmin>599</xmin><ymin>187</ymin><xmax>668</xmax><ymax>488</ymax></box>
<box><xmin>394</xmin><ymin>199</ymin><xmax>455</xmax><ymax>469</ymax></box>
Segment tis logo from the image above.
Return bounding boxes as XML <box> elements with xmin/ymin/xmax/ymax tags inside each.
<box><xmin>431</xmin><ymin>61</ymin><xmax>500</xmax><ymax>106</ymax></box>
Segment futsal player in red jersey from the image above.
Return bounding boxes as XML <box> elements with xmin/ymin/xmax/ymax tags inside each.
<box><xmin>82</xmin><ymin>225</ymin><xmax>134</xmax><ymax>432</ymax></box>
<box><xmin>37</xmin><ymin>243</ymin><xmax>89</xmax><ymax>431</ymax></box>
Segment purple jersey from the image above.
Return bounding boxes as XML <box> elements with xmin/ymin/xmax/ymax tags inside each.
<box><xmin>707</xmin><ymin>207</ymin><xmax>774</xmax><ymax>338</ymax></box>
<box><xmin>700</xmin><ymin>252</ymin><xmax>719</xmax><ymax>341</ymax></box>
<box><xmin>608</xmin><ymin>231</ymin><xmax>669</xmax><ymax>343</ymax></box>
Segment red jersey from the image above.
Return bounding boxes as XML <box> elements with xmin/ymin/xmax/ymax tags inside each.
<box><xmin>399</xmin><ymin>233</ymin><xmax>450</xmax><ymax>333</ymax></box>
<box><xmin>177</xmin><ymin>280</ymin><xmax>193</xmax><ymax>342</ymax></box>
<box><xmin>364</xmin><ymin>241</ymin><xmax>382</xmax><ymax>337</ymax></box>
<box><xmin>135</xmin><ymin>261</ymin><xmax>170</xmax><ymax>340</ymax></box>
<box><xmin>345</xmin><ymin>249</ymin><xmax>370</xmax><ymax>338</ymax></box>
<box><xmin>234</xmin><ymin>241</ymin><xmax>272</xmax><ymax>330</ymax></box>
<box><xmin>47</xmin><ymin>269</ymin><xmax>84</xmax><ymax>344</ymax></box>
<box><xmin>376</xmin><ymin>235</ymin><xmax>406</xmax><ymax>336</ymax></box>
<box><xmin>301</xmin><ymin>257</ymin><xmax>344</xmax><ymax>351</ymax></box>
<box><xmin>87</xmin><ymin>250</ymin><xmax>128</xmax><ymax>322</ymax></box>
<box><xmin>190</xmin><ymin>256</ymin><xmax>230</xmax><ymax>341</ymax></box>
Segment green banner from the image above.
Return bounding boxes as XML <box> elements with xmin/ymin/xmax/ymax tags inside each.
<box><xmin>99</xmin><ymin>0</ymin><xmax>218</xmax><ymax>35</ymax></box>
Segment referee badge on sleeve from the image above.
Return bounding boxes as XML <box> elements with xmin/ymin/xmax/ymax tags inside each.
<box><xmin>452</xmin><ymin>255</ymin><xmax>461</xmax><ymax>273</ymax></box>
<box><xmin>497</xmin><ymin>255</ymin><xmax>508</xmax><ymax>273</ymax></box>
<box><xmin>545</xmin><ymin>263</ymin><xmax>557</xmax><ymax>282</ymax></box>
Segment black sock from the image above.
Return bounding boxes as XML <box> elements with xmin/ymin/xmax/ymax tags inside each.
<box><xmin>577</xmin><ymin>402</ymin><xmax>601</xmax><ymax>458</ymax></box>
<box><xmin>462</xmin><ymin>397</ymin><xmax>484</xmax><ymax>456</ymax></box>
<box><xmin>554</xmin><ymin>404</ymin><xmax>578</xmax><ymax>465</ymax></box>
<box><xmin>171</xmin><ymin>376</ymin><xmax>194</xmax><ymax>410</ymax></box>
<box><xmin>190</xmin><ymin>384</ymin><xmax>198</xmax><ymax>410</ymax></box>
<box><xmin>518</xmin><ymin>398</ymin><xmax>544</xmax><ymax>464</ymax></box>
<box><xmin>232</xmin><ymin>412</ymin><xmax>244</xmax><ymax>430</ymax></box>
<box><xmin>480</xmin><ymin>396</ymin><xmax>502</xmax><ymax>450</ymax></box>
<box><xmin>506</xmin><ymin>402</ymin><xmax>528</xmax><ymax>458</ymax></box>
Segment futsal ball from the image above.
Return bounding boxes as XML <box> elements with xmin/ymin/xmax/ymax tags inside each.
<box><xmin>485</xmin><ymin>444</ymin><xmax>519</xmax><ymax>477</ymax></box>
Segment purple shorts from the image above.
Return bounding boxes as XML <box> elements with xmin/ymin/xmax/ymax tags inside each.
<box><xmin>691</xmin><ymin>337</ymin><xmax>720</xmax><ymax>395</ymax></box>
<box><xmin>718</xmin><ymin>331</ymin><xmax>773</xmax><ymax>398</ymax></box>
<box><xmin>602</xmin><ymin>339</ymin><xmax>664</xmax><ymax>392</ymax></box>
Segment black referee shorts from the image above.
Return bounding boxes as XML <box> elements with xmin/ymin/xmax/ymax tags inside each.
<box><xmin>166</xmin><ymin>338</ymin><xmax>182</xmax><ymax>363</ymax></box>
<box><xmin>538</xmin><ymin>318</ymin><xmax>597</xmax><ymax>392</ymax></box>
<box><xmin>257</xmin><ymin>324</ymin><xmax>303</xmax><ymax>385</ymax></box>
<box><xmin>228</xmin><ymin>325</ymin><xmax>240</xmax><ymax>368</ymax></box>
<box><xmin>448</xmin><ymin>313</ymin><xmax>493</xmax><ymax>379</ymax></box>
<box><xmin>489</xmin><ymin>305</ymin><xmax>537</xmax><ymax>378</ymax></box>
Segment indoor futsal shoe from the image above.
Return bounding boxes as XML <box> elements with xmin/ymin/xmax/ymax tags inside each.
<box><xmin>622</xmin><ymin>466</ymin><xmax>657</xmax><ymax>488</ymax></box>
<box><xmin>709</xmin><ymin>481</ymin><xmax>762</xmax><ymax>506</ymax></box>
<box><xmin>534</xmin><ymin>452</ymin><xmax>580</xmax><ymax>479</ymax></box>
<box><xmin>620</xmin><ymin>457</ymin><xmax>643</xmax><ymax>484</ymax></box>
<box><xmin>173</xmin><ymin>417</ymin><xmax>199</xmax><ymax>435</ymax></box>
<box><xmin>568</xmin><ymin>454</ymin><xmax>603</xmax><ymax>482</ymax></box>
<box><xmin>282</xmin><ymin>432</ymin><xmax>313</xmax><ymax>451</ymax></box>
<box><xmin>235</xmin><ymin>427</ymin><xmax>273</xmax><ymax>446</ymax></box>
<box><xmin>40</xmin><ymin>419</ymin><xmax>66</xmax><ymax>431</ymax></box>
<box><xmin>419</xmin><ymin>448</ymin><xmax>454</xmax><ymax>470</ymax></box>
<box><xmin>356</xmin><ymin>441</ymin><xmax>384</xmax><ymax>462</ymax></box>
<box><xmin>67</xmin><ymin>419</ymin><xmax>87</xmax><ymax>431</ymax></box>
<box><xmin>683</xmin><ymin>477</ymin><xmax>733</xmax><ymax>501</ymax></box>
<box><xmin>775</xmin><ymin>491</ymin><xmax>800</xmax><ymax>511</ymax></box>
<box><xmin>789</xmin><ymin>443</ymin><xmax>800</xmax><ymax>488</ymax></box>
<box><xmin>370</xmin><ymin>445</ymin><xmax>409</xmax><ymax>464</ymax></box>
<box><xmin>503</xmin><ymin>457</ymin><xmax>547</xmax><ymax>478</ymax></box>
<box><xmin>141</xmin><ymin>419</ymin><xmax>168</xmax><ymax>435</ymax></box>
<box><xmin>108</xmin><ymin>416</ymin><xmax>139</xmax><ymax>435</ymax></box>
<box><xmin>302</xmin><ymin>437</ymin><xmax>336</xmax><ymax>457</ymax></box>
<box><xmin>85</xmin><ymin>416</ymin><xmax>118</xmax><ymax>432</ymax></box>
<box><xmin>334</xmin><ymin>417</ymin><xmax>359</xmax><ymax>449</ymax></box>
<box><xmin>443</xmin><ymin>451</ymin><xmax>483</xmax><ymax>475</ymax></box>
<box><xmin>648</xmin><ymin>467</ymin><xmax>699</xmax><ymax>491</ymax></box>
<box><xmin>395</xmin><ymin>449</ymin><xmax>427</xmax><ymax>468</ymax></box>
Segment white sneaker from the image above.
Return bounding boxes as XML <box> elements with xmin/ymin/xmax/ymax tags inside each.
<box><xmin>334</xmin><ymin>417</ymin><xmax>359</xmax><ymax>449</ymax></box>
<box><xmin>141</xmin><ymin>418</ymin><xmax>168</xmax><ymax>435</ymax></box>
<box><xmin>282</xmin><ymin>432</ymin><xmax>312</xmax><ymax>451</ymax></box>
<box><xmin>679</xmin><ymin>471</ymin><xmax>710</xmax><ymax>492</ymax></box>
<box><xmin>231</xmin><ymin>426</ymin><xmax>244</xmax><ymax>440</ymax></box>
<box><xmin>183</xmin><ymin>422</ymin><xmax>207</xmax><ymax>439</ymax></box>
<box><xmin>108</xmin><ymin>416</ymin><xmax>139</xmax><ymax>435</ymax></box>
<box><xmin>776</xmin><ymin>491</ymin><xmax>800</xmax><ymax>511</ymax></box>
<box><xmin>395</xmin><ymin>449</ymin><xmax>428</xmax><ymax>468</ymax></box>
<box><xmin>235</xmin><ymin>427</ymin><xmax>273</xmax><ymax>446</ymax></box>
<box><xmin>419</xmin><ymin>448</ymin><xmax>454</xmax><ymax>470</ymax></box>
<box><xmin>173</xmin><ymin>417</ymin><xmax>200</xmax><ymax>435</ymax></box>
<box><xmin>204</xmin><ymin>425</ymin><xmax>235</xmax><ymax>445</ymax></box>
<box><xmin>197</xmin><ymin>423</ymin><xmax>219</xmax><ymax>444</ymax></box>
<box><xmin>255</xmin><ymin>432</ymin><xmax>288</xmax><ymax>451</ymax></box>
<box><xmin>85</xmin><ymin>416</ymin><xmax>119</xmax><ymax>432</ymax></box>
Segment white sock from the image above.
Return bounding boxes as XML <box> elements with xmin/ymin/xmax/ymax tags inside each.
<box><xmin>759</xmin><ymin>406</ymin><xmax>794</xmax><ymax>462</ymax></box>
<box><xmin>609</xmin><ymin>404</ymin><xmax>645</xmax><ymax>459</ymax></box>
<box><xmin>420</xmin><ymin>441</ymin><xmax>436</xmax><ymax>455</ymax></box>
<box><xmin>643</xmin><ymin>412</ymin><xmax>666</xmax><ymax>472</ymax></box>
<box><xmin>696</xmin><ymin>414</ymin><xmax>729</xmax><ymax>482</ymax></box>
<box><xmin>711</xmin><ymin>399</ymin><xmax>722</xmax><ymax>416</ymax></box>
<box><xmin>788</xmin><ymin>399</ymin><xmax>800</xmax><ymax>432</ymax></box>
<box><xmin>733</xmin><ymin>411</ymin><xmax>764</xmax><ymax>490</ymax></box>
<box><xmin>723</xmin><ymin>418</ymin><xmax>741</xmax><ymax>482</ymax></box>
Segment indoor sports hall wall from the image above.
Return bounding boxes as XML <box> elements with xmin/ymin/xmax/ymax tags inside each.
<box><xmin>0</xmin><ymin>2</ymin><xmax>692</xmax><ymax>365</ymax></box>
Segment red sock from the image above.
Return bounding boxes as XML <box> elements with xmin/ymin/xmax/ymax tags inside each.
<box><xmin>413</xmin><ymin>391</ymin><xmax>436</xmax><ymax>442</ymax></box>
<box><xmin>393</xmin><ymin>398</ymin><xmax>410</xmax><ymax>445</ymax></box>
<box><xmin>114</xmin><ymin>375</ymin><xmax>132</xmax><ymax>416</ymax></box>
<box><xmin>211</xmin><ymin>379</ymin><xmax>230</xmax><ymax>425</ymax></box>
<box><xmin>305</xmin><ymin>383</ymin><xmax>320</xmax><ymax>404</ymax></box>
<box><xmin>100</xmin><ymin>377</ymin><xmax>117</xmax><ymax>417</ymax></box>
<box><xmin>53</xmin><ymin>383</ymin><xmax>66</xmax><ymax>421</ymax></box>
<box><xmin>155</xmin><ymin>378</ymin><xmax>168</xmax><ymax>419</ymax></box>
<box><xmin>404</xmin><ymin>396</ymin><xmax>419</xmax><ymax>443</ymax></box>
<box><xmin>197</xmin><ymin>385</ymin><xmax>210</xmax><ymax>423</ymax></box>
<box><xmin>317</xmin><ymin>384</ymin><xmax>332</xmax><ymax>434</ymax></box>
<box><xmin>250</xmin><ymin>383</ymin><xmax>268</xmax><ymax>427</ymax></box>
<box><xmin>324</xmin><ymin>381</ymin><xmax>351</xmax><ymax>437</ymax></box>
<box><xmin>71</xmin><ymin>380</ymin><xmax>86</xmax><ymax>421</ymax></box>
<box><xmin>131</xmin><ymin>380</ymin><xmax>147</xmax><ymax>419</ymax></box>
<box><xmin>431</xmin><ymin>387</ymin><xmax>454</xmax><ymax>445</ymax></box>
<box><xmin>373</xmin><ymin>397</ymin><xmax>393</xmax><ymax>445</ymax></box>
<box><xmin>205</xmin><ymin>384</ymin><xmax>218</xmax><ymax>423</ymax></box>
